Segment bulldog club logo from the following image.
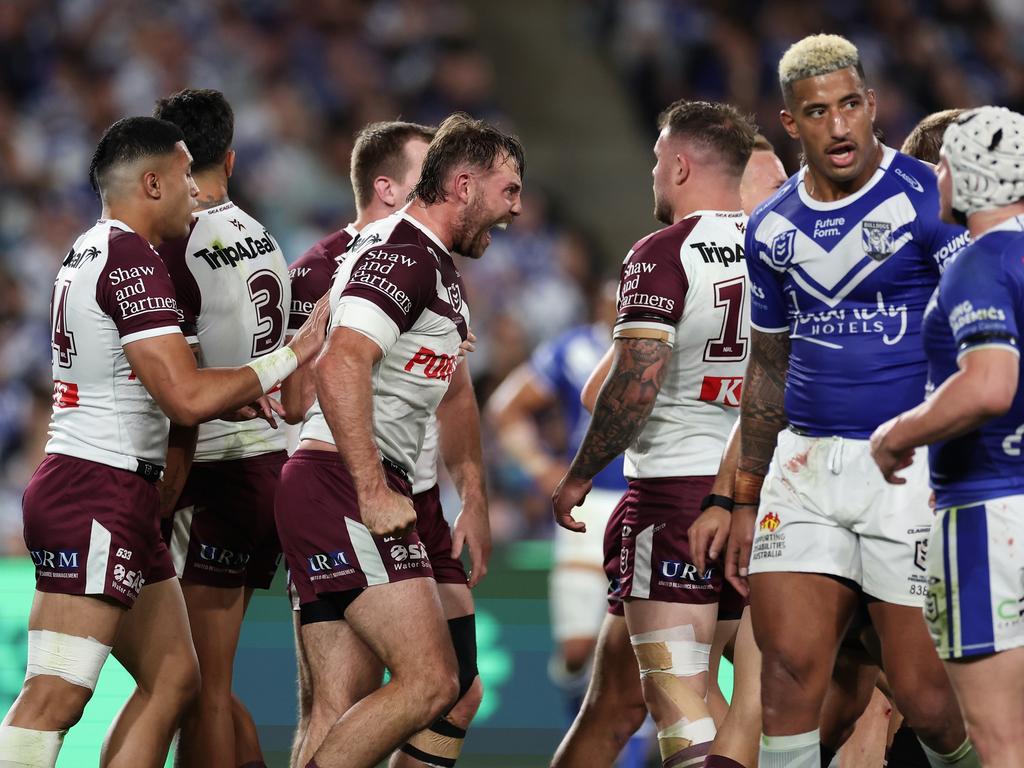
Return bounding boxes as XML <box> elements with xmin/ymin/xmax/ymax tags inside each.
<box><xmin>758</xmin><ymin>511</ymin><xmax>781</xmax><ymax>532</ymax></box>
<box><xmin>862</xmin><ymin>221</ymin><xmax>893</xmax><ymax>261</ymax></box>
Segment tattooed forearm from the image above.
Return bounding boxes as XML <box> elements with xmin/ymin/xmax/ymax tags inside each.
<box><xmin>568</xmin><ymin>337</ymin><xmax>671</xmax><ymax>479</ymax></box>
<box><xmin>738</xmin><ymin>329</ymin><xmax>790</xmax><ymax>477</ymax></box>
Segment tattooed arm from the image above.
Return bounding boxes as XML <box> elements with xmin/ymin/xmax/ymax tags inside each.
<box><xmin>726</xmin><ymin>328</ymin><xmax>789</xmax><ymax>592</ymax></box>
<box><xmin>551</xmin><ymin>335</ymin><xmax>671</xmax><ymax>531</ymax></box>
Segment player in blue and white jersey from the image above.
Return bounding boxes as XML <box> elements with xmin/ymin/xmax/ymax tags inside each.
<box><xmin>872</xmin><ymin>106</ymin><xmax>1024</xmax><ymax>767</ymax></box>
<box><xmin>727</xmin><ymin>34</ymin><xmax>979</xmax><ymax>768</ymax></box>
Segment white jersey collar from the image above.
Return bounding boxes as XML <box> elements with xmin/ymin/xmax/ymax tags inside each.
<box><xmin>795</xmin><ymin>145</ymin><xmax>897</xmax><ymax>212</ymax></box>
<box><xmin>192</xmin><ymin>200</ymin><xmax>237</xmax><ymax>218</ymax></box>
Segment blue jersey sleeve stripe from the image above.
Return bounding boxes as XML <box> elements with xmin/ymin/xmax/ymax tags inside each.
<box><xmin>956</xmin><ymin>341</ymin><xmax>1020</xmax><ymax>364</ymax></box>
<box><xmin>956</xmin><ymin>503</ymin><xmax>995</xmax><ymax>655</ymax></box>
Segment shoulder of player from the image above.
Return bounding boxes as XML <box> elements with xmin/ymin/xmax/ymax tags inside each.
<box><xmin>291</xmin><ymin>229</ymin><xmax>352</xmax><ymax>272</ymax></box>
<box><xmin>626</xmin><ymin>218</ymin><xmax>702</xmax><ymax>262</ymax></box>
<box><xmin>108</xmin><ymin>227</ymin><xmax>166</xmax><ymax>269</ymax></box>
<box><xmin>748</xmin><ymin>174</ymin><xmax>802</xmax><ymax>232</ymax></box>
<box><xmin>886</xmin><ymin>151</ymin><xmax>938</xmax><ymax>198</ymax></box>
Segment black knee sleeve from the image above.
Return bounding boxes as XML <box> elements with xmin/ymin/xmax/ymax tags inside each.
<box><xmin>448</xmin><ymin>614</ymin><xmax>478</xmax><ymax>698</ymax></box>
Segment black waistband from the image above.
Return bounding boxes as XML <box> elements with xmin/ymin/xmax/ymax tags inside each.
<box><xmin>381</xmin><ymin>455</ymin><xmax>410</xmax><ymax>485</ymax></box>
<box><xmin>135</xmin><ymin>460</ymin><xmax>164</xmax><ymax>484</ymax></box>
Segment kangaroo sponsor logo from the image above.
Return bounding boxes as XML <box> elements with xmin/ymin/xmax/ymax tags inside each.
<box><xmin>194</xmin><ymin>230</ymin><xmax>278</xmax><ymax>270</ymax></box>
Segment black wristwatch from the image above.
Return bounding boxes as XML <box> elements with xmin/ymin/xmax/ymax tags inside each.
<box><xmin>700</xmin><ymin>493</ymin><xmax>734</xmax><ymax>512</ymax></box>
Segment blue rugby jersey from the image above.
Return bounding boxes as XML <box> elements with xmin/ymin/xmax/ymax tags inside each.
<box><xmin>746</xmin><ymin>146</ymin><xmax>969</xmax><ymax>437</ymax></box>
<box><xmin>530</xmin><ymin>324</ymin><xmax>626</xmax><ymax>491</ymax></box>
<box><xmin>923</xmin><ymin>215</ymin><xmax>1024</xmax><ymax>508</ymax></box>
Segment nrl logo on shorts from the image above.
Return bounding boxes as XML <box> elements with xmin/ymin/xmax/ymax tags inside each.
<box><xmin>862</xmin><ymin>221</ymin><xmax>893</xmax><ymax>261</ymax></box>
<box><xmin>758</xmin><ymin>511</ymin><xmax>780</xmax><ymax>532</ymax></box>
<box><xmin>768</xmin><ymin>230</ymin><xmax>796</xmax><ymax>268</ymax></box>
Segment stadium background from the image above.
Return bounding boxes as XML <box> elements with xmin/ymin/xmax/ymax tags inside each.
<box><xmin>0</xmin><ymin>1</ymin><xmax>1022</xmax><ymax>765</ymax></box>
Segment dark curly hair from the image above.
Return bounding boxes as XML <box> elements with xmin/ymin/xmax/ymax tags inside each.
<box><xmin>153</xmin><ymin>88</ymin><xmax>234</xmax><ymax>172</ymax></box>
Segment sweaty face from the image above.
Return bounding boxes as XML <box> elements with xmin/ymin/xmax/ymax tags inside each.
<box><xmin>651</xmin><ymin>129</ymin><xmax>675</xmax><ymax>225</ymax></box>
<box><xmin>454</xmin><ymin>155</ymin><xmax>522</xmax><ymax>259</ymax></box>
<box><xmin>783</xmin><ymin>67</ymin><xmax>878</xmax><ymax>188</ymax></box>
<box><xmin>160</xmin><ymin>142</ymin><xmax>199</xmax><ymax>239</ymax></box>
<box><xmin>740</xmin><ymin>150</ymin><xmax>788</xmax><ymax>214</ymax></box>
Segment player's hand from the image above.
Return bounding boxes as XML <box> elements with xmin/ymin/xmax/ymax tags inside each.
<box><xmin>725</xmin><ymin>504</ymin><xmax>757</xmax><ymax>598</ymax></box>
<box><xmin>534</xmin><ymin>460</ymin><xmax>571</xmax><ymax>497</ymax></box>
<box><xmin>452</xmin><ymin>497</ymin><xmax>491</xmax><ymax>588</ymax></box>
<box><xmin>362</xmin><ymin>486</ymin><xmax>417</xmax><ymax>538</ymax></box>
<box><xmin>688</xmin><ymin>504</ymin><xmax>731</xmax><ymax>575</ymax></box>
<box><xmin>220</xmin><ymin>395</ymin><xmax>285</xmax><ymax>428</ymax></box>
<box><xmin>869</xmin><ymin>416</ymin><xmax>914</xmax><ymax>484</ymax></box>
<box><xmin>287</xmin><ymin>294</ymin><xmax>331</xmax><ymax>367</ymax></box>
<box><xmin>552</xmin><ymin>473</ymin><xmax>591</xmax><ymax>533</ymax></box>
<box><xmin>458</xmin><ymin>329</ymin><xmax>477</xmax><ymax>357</ymax></box>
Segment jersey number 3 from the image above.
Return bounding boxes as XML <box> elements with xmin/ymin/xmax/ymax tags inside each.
<box><xmin>248</xmin><ymin>270</ymin><xmax>286</xmax><ymax>357</ymax></box>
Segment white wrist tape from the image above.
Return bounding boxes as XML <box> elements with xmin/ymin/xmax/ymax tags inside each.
<box><xmin>0</xmin><ymin>725</ymin><xmax>64</xmax><ymax>768</ymax></box>
<box><xmin>245</xmin><ymin>347</ymin><xmax>298</xmax><ymax>393</ymax></box>
<box><xmin>25</xmin><ymin>630</ymin><xmax>112</xmax><ymax>691</ymax></box>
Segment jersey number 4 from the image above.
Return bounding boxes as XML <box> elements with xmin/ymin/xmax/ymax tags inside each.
<box><xmin>248</xmin><ymin>270</ymin><xmax>286</xmax><ymax>357</ymax></box>
<box><xmin>52</xmin><ymin>280</ymin><xmax>77</xmax><ymax>368</ymax></box>
<box><xmin>704</xmin><ymin>276</ymin><xmax>748</xmax><ymax>363</ymax></box>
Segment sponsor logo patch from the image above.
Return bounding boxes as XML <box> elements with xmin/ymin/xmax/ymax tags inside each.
<box><xmin>758</xmin><ymin>511</ymin><xmax>781</xmax><ymax>532</ymax></box>
<box><xmin>862</xmin><ymin>221</ymin><xmax>893</xmax><ymax>261</ymax></box>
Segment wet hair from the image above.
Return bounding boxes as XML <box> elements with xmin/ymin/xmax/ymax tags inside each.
<box><xmin>657</xmin><ymin>100</ymin><xmax>757</xmax><ymax>177</ymax></box>
<box><xmin>752</xmin><ymin>133</ymin><xmax>775</xmax><ymax>153</ymax></box>
<box><xmin>900</xmin><ymin>109</ymin><xmax>965</xmax><ymax>164</ymax></box>
<box><xmin>412</xmin><ymin>112</ymin><xmax>524</xmax><ymax>205</ymax></box>
<box><xmin>350</xmin><ymin>121</ymin><xmax>436</xmax><ymax>209</ymax></box>
<box><xmin>153</xmin><ymin>88</ymin><xmax>234</xmax><ymax>173</ymax></box>
<box><xmin>779</xmin><ymin>34</ymin><xmax>866</xmax><ymax>103</ymax></box>
<box><xmin>89</xmin><ymin>116</ymin><xmax>185</xmax><ymax>197</ymax></box>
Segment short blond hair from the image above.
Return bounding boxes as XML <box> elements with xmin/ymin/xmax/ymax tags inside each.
<box><xmin>779</xmin><ymin>34</ymin><xmax>864</xmax><ymax>97</ymax></box>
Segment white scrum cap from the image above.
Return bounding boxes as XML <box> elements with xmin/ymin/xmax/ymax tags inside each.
<box><xmin>942</xmin><ymin>106</ymin><xmax>1024</xmax><ymax>217</ymax></box>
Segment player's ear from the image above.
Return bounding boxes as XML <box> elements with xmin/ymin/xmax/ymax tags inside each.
<box><xmin>779</xmin><ymin>109</ymin><xmax>800</xmax><ymax>141</ymax></box>
<box><xmin>866</xmin><ymin>89</ymin><xmax>877</xmax><ymax>123</ymax></box>
<box><xmin>674</xmin><ymin>151</ymin><xmax>689</xmax><ymax>186</ymax></box>
<box><xmin>373</xmin><ymin>175</ymin><xmax>396</xmax><ymax>207</ymax></box>
<box><xmin>453</xmin><ymin>170</ymin><xmax>473</xmax><ymax>204</ymax></box>
<box><xmin>143</xmin><ymin>170</ymin><xmax>161</xmax><ymax>200</ymax></box>
<box><xmin>223</xmin><ymin>149</ymin><xmax>236</xmax><ymax>179</ymax></box>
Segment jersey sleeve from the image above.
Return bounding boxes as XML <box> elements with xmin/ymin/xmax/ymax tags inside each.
<box><xmin>99</xmin><ymin>230</ymin><xmax>183</xmax><ymax>345</ymax></box>
<box><xmin>333</xmin><ymin>245</ymin><xmax>437</xmax><ymax>355</ymax></box>
<box><xmin>157</xmin><ymin>225</ymin><xmax>200</xmax><ymax>343</ymax></box>
<box><xmin>613</xmin><ymin>234</ymin><xmax>688</xmax><ymax>346</ymax></box>
<box><xmin>288</xmin><ymin>249</ymin><xmax>335</xmax><ymax>334</ymax></box>
<box><xmin>746</xmin><ymin>221</ymin><xmax>790</xmax><ymax>333</ymax></box>
<box><xmin>943</xmin><ymin>248</ymin><xmax>1020</xmax><ymax>361</ymax></box>
<box><xmin>910</xmin><ymin>166</ymin><xmax>971</xmax><ymax>273</ymax></box>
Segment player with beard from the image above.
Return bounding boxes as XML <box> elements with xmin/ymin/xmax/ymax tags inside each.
<box><xmin>553</xmin><ymin>99</ymin><xmax>756</xmax><ymax>768</ymax></box>
<box><xmin>276</xmin><ymin>112</ymin><xmax>522</xmax><ymax>768</ymax></box>
<box><xmin>279</xmin><ymin>121</ymin><xmax>491</xmax><ymax>768</ymax></box>
<box><xmin>872</xmin><ymin>105</ymin><xmax>1024</xmax><ymax>767</ymax></box>
<box><xmin>0</xmin><ymin>117</ymin><xmax>327</xmax><ymax>768</ymax></box>
<box><xmin>728</xmin><ymin>34</ymin><xmax>977</xmax><ymax>767</ymax></box>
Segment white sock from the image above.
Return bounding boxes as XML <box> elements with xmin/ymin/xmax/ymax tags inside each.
<box><xmin>759</xmin><ymin>729</ymin><xmax>819</xmax><ymax>768</ymax></box>
<box><xmin>919</xmin><ymin>737</ymin><xmax>980</xmax><ymax>767</ymax></box>
<box><xmin>0</xmin><ymin>725</ymin><xmax>63</xmax><ymax>768</ymax></box>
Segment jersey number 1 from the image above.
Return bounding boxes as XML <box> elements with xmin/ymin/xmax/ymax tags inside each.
<box><xmin>704</xmin><ymin>276</ymin><xmax>748</xmax><ymax>362</ymax></box>
<box><xmin>248</xmin><ymin>270</ymin><xmax>286</xmax><ymax>357</ymax></box>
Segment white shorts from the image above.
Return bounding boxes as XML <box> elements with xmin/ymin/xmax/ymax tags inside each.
<box><xmin>748</xmin><ymin>428</ymin><xmax>934</xmax><ymax>607</ymax></box>
<box><xmin>550</xmin><ymin>487</ymin><xmax>622</xmax><ymax>641</ymax></box>
<box><xmin>553</xmin><ymin>487</ymin><xmax>621</xmax><ymax>569</ymax></box>
<box><xmin>926</xmin><ymin>494</ymin><xmax>1024</xmax><ymax>660</ymax></box>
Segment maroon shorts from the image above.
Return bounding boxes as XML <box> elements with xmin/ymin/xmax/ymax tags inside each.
<box><xmin>618</xmin><ymin>475</ymin><xmax>723</xmax><ymax>605</ymax></box>
<box><xmin>22</xmin><ymin>454</ymin><xmax>175</xmax><ymax>608</ymax></box>
<box><xmin>414</xmin><ymin>484</ymin><xmax>467</xmax><ymax>585</ymax></box>
<box><xmin>275</xmin><ymin>449</ymin><xmax>431</xmax><ymax>608</ymax></box>
<box><xmin>165</xmin><ymin>451</ymin><xmax>286</xmax><ymax>589</ymax></box>
<box><xmin>604</xmin><ymin>497</ymin><xmax>628</xmax><ymax>617</ymax></box>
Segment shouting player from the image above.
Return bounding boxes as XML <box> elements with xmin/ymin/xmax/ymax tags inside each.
<box><xmin>872</xmin><ymin>106</ymin><xmax>1024</xmax><ymax>766</ymax></box>
<box><xmin>553</xmin><ymin>99</ymin><xmax>756</xmax><ymax>768</ymax></box>
<box><xmin>154</xmin><ymin>87</ymin><xmax>293</xmax><ymax>768</ymax></box>
<box><xmin>0</xmin><ymin>117</ymin><xmax>326</xmax><ymax>768</ymax></box>
<box><xmin>276</xmin><ymin>112</ymin><xmax>522</xmax><ymax>768</ymax></box>
<box><xmin>730</xmin><ymin>34</ymin><xmax>977</xmax><ymax>767</ymax></box>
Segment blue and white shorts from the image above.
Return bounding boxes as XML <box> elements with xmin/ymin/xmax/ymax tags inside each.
<box><xmin>927</xmin><ymin>494</ymin><xmax>1024</xmax><ymax>660</ymax></box>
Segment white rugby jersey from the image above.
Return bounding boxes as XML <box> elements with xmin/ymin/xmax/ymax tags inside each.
<box><xmin>301</xmin><ymin>210</ymin><xmax>469</xmax><ymax>476</ymax></box>
<box><xmin>46</xmin><ymin>220</ymin><xmax>183</xmax><ymax>472</ymax></box>
<box><xmin>614</xmin><ymin>210</ymin><xmax>750</xmax><ymax>478</ymax></box>
<box><xmin>412</xmin><ymin>417</ymin><xmax>440</xmax><ymax>494</ymax></box>
<box><xmin>160</xmin><ymin>202</ymin><xmax>291</xmax><ymax>461</ymax></box>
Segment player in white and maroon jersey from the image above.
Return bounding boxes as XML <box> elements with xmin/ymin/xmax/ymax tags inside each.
<box><xmin>0</xmin><ymin>117</ymin><xmax>327</xmax><ymax>768</ymax></box>
<box><xmin>278</xmin><ymin>122</ymin><xmax>492</xmax><ymax>768</ymax></box>
<box><xmin>277</xmin><ymin>113</ymin><xmax>522</xmax><ymax>768</ymax></box>
<box><xmin>152</xmin><ymin>88</ymin><xmax>291</xmax><ymax>768</ymax></box>
<box><xmin>552</xmin><ymin>100</ymin><xmax>756</xmax><ymax>768</ymax></box>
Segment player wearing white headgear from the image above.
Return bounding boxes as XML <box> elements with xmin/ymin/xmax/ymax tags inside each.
<box><xmin>872</xmin><ymin>105</ymin><xmax>1024</xmax><ymax>767</ymax></box>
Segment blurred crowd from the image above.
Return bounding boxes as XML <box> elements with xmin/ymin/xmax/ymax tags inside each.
<box><xmin>0</xmin><ymin>0</ymin><xmax>601</xmax><ymax>553</ymax></box>
<box><xmin>581</xmin><ymin>0</ymin><xmax>1024</xmax><ymax>170</ymax></box>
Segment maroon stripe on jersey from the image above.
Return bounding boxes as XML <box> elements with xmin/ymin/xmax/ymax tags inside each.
<box><xmin>157</xmin><ymin>220</ymin><xmax>201</xmax><ymax>337</ymax></box>
<box><xmin>340</xmin><ymin>243</ymin><xmax>438</xmax><ymax>334</ymax></box>
<box><xmin>97</xmin><ymin>229</ymin><xmax>181</xmax><ymax>340</ymax></box>
<box><xmin>288</xmin><ymin>228</ymin><xmax>354</xmax><ymax>331</ymax></box>
<box><xmin>616</xmin><ymin>217</ymin><xmax>698</xmax><ymax>329</ymax></box>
